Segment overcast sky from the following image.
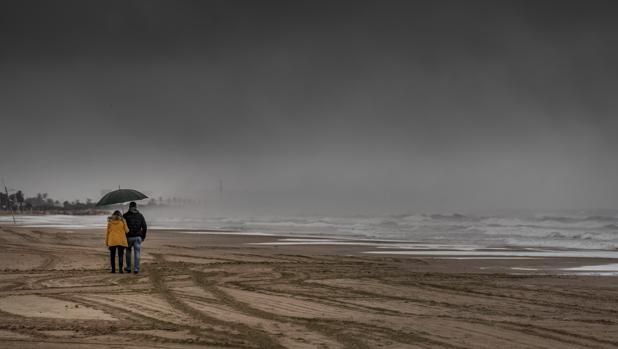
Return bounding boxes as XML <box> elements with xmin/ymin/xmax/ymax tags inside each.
<box><xmin>1</xmin><ymin>1</ymin><xmax>618</xmax><ymax>214</ymax></box>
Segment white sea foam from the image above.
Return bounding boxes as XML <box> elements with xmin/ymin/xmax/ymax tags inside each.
<box><xmin>179</xmin><ymin>231</ymin><xmax>278</xmax><ymax>236</ymax></box>
<box><xmin>563</xmin><ymin>263</ymin><xmax>618</xmax><ymax>272</ymax></box>
<box><xmin>437</xmin><ymin>257</ymin><xmax>537</xmax><ymax>260</ymax></box>
<box><xmin>250</xmin><ymin>239</ymin><xmax>491</xmax><ymax>250</ymax></box>
<box><xmin>2</xmin><ymin>210</ymin><xmax>618</xmax><ymax>251</ymax></box>
<box><xmin>560</xmin><ymin>272</ymin><xmax>618</xmax><ymax>276</ymax></box>
<box><xmin>363</xmin><ymin>250</ymin><xmax>618</xmax><ymax>258</ymax></box>
<box><xmin>251</xmin><ymin>241</ymin><xmax>379</xmax><ymax>246</ymax></box>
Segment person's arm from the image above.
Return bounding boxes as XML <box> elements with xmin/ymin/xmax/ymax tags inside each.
<box><xmin>106</xmin><ymin>223</ymin><xmax>111</xmax><ymax>246</ymax></box>
<box><xmin>123</xmin><ymin>219</ymin><xmax>129</xmax><ymax>234</ymax></box>
<box><xmin>141</xmin><ymin>214</ymin><xmax>147</xmax><ymax>240</ymax></box>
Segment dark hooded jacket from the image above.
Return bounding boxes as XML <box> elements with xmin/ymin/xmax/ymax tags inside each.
<box><xmin>123</xmin><ymin>208</ymin><xmax>147</xmax><ymax>240</ymax></box>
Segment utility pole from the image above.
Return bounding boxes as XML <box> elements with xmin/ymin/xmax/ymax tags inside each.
<box><xmin>218</xmin><ymin>180</ymin><xmax>223</xmax><ymax>204</ymax></box>
<box><xmin>1</xmin><ymin>178</ymin><xmax>16</xmax><ymax>224</ymax></box>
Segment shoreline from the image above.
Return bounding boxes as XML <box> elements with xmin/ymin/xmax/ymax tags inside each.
<box><xmin>5</xmin><ymin>223</ymin><xmax>618</xmax><ymax>274</ymax></box>
<box><xmin>3</xmin><ymin>212</ymin><xmax>618</xmax><ymax>252</ymax></box>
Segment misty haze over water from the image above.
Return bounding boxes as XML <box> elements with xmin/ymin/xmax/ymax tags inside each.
<box><xmin>3</xmin><ymin>207</ymin><xmax>618</xmax><ymax>251</ymax></box>
<box><xmin>2</xmin><ymin>2</ymin><xmax>618</xmax><ymax>217</ymax></box>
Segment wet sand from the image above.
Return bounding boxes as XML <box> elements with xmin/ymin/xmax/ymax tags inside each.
<box><xmin>0</xmin><ymin>225</ymin><xmax>616</xmax><ymax>348</ymax></box>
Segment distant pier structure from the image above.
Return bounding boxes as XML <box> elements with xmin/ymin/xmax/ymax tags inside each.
<box><xmin>218</xmin><ymin>180</ymin><xmax>223</xmax><ymax>204</ymax></box>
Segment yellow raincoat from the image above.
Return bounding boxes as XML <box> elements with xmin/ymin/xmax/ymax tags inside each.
<box><xmin>106</xmin><ymin>215</ymin><xmax>129</xmax><ymax>247</ymax></box>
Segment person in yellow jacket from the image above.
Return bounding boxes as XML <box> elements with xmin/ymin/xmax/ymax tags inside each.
<box><xmin>106</xmin><ymin>210</ymin><xmax>129</xmax><ymax>273</ymax></box>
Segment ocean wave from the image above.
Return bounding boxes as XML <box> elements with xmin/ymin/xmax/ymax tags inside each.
<box><xmin>427</xmin><ymin>213</ymin><xmax>481</xmax><ymax>222</ymax></box>
<box><xmin>537</xmin><ymin>215</ymin><xmax>618</xmax><ymax>223</ymax></box>
<box><xmin>4</xmin><ymin>212</ymin><xmax>618</xmax><ymax>251</ymax></box>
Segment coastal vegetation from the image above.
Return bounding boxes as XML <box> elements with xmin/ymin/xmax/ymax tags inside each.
<box><xmin>0</xmin><ymin>190</ymin><xmax>200</xmax><ymax>215</ymax></box>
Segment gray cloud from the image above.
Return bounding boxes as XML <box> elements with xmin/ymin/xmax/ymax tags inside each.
<box><xmin>1</xmin><ymin>1</ymin><xmax>618</xmax><ymax>213</ymax></box>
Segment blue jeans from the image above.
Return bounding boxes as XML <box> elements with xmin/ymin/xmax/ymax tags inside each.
<box><xmin>125</xmin><ymin>236</ymin><xmax>142</xmax><ymax>272</ymax></box>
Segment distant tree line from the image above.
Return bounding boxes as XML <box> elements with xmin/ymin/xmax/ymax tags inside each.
<box><xmin>0</xmin><ymin>190</ymin><xmax>205</xmax><ymax>215</ymax></box>
<box><xmin>0</xmin><ymin>191</ymin><xmax>98</xmax><ymax>215</ymax></box>
<box><xmin>150</xmin><ymin>196</ymin><xmax>203</xmax><ymax>206</ymax></box>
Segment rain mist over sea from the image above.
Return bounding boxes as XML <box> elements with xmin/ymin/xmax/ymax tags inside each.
<box><xmin>3</xmin><ymin>208</ymin><xmax>618</xmax><ymax>251</ymax></box>
<box><xmin>2</xmin><ymin>2</ymin><xmax>618</xmax><ymax>258</ymax></box>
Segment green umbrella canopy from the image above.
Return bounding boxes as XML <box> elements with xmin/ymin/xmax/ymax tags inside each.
<box><xmin>95</xmin><ymin>189</ymin><xmax>148</xmax><ymax>207</ymax></box>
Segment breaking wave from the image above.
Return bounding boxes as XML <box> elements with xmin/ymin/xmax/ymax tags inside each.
<box><xmin>1</xmin><ymin>210</ymin><xmax>617</xmax><ymax>250</ymax></box>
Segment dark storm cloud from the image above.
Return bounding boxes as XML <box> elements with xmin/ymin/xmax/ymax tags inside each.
<box><xmin>1</xmin><ymin>1</ymin><xmax>618</xmax><ymax>213</ymax></box>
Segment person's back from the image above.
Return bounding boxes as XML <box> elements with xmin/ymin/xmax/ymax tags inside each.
<box><xmin>123</xmin><ymin>202</ymin><xmax>147</xmax><ymax>274</ymax></box>
<box><xmin>106</xmin><ymin>211</ymin><xmax>128</xmax><ymax>273</ymax></box>
<box><xmin>124</xmin><ymin>208</ymin><xmax>147</xmax><ymax>240</ymax></box>
<box><xmin>106</xmin><ymin>215</ymin><xmax>129</xmax><ymax>247</ymax></box>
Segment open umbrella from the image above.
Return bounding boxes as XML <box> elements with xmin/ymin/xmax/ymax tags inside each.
<box><xmin>95</xmin><ymin>188</ymin><xmax>148</xmax><ymax>207</ymax></box>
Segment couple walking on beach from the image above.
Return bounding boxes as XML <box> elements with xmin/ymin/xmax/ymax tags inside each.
<box><xmin>105</xmin><ymin>201</ymin><xmax>148</xmax><ymax>274</ymax></box>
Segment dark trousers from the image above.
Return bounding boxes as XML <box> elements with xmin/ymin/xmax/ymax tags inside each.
<box><xmin>109</xmin><ymin>246</ymin><xmax>125</xmax><ymax>272</ymax></box>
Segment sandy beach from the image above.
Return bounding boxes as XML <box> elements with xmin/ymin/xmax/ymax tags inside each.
<box><xmin>0</xmin><ymin>225</ymin><xmax>616</xmax><ymax>349</ymax></box>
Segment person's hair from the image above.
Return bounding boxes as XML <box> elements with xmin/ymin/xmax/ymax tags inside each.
<box><xmin>129</xmin><ymin>201</ymin><xmax>137</xmax><ymax>207</ymax></box>
<box><xmin>113</xmin><ymin>210</ymin><xmax>121</xmax><ymax>216</ymax></box>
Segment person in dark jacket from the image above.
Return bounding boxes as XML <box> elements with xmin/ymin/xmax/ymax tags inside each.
<box><xmin>123</xmin><ymin>201</ymin><xmax>147</xmax><ymax>274</ymax></box>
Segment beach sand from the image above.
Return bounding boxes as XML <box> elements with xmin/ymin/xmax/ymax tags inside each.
<box><xmin>0</xmin><ymin>225</ymin><xmax>616</xmax><ymax>348</ymax></box>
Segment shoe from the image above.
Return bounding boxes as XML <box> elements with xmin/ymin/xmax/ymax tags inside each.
<box><xmin>124</xmin><ymin>268</ymin><xmax>130</xmax><ymax>273</ymax></box>
<box><xmin>133</xmin><ymin>271</ymin><xmax>139</xmax><ymax>274</ymax></box>
<box><xmin>119</xmin><ymin>270</ymin><xmax>124</xmax><ymax>274</ymax></box>
<box><xmin>110</xmin><ymin>270</ymin><xmax>115</xmax><ymax>273</ymax></box>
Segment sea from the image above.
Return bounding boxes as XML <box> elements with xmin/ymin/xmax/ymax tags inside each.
<box><xmin>2</xmin><ymin>210</ymin><xmax>617</xmax><ymax>251</ymax></box>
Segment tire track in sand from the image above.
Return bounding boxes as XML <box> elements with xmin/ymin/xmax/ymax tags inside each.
<box><xmin>149</xmin><ymin>253</ymin><xmax>285</xmax><ymax>349</ymax></box>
